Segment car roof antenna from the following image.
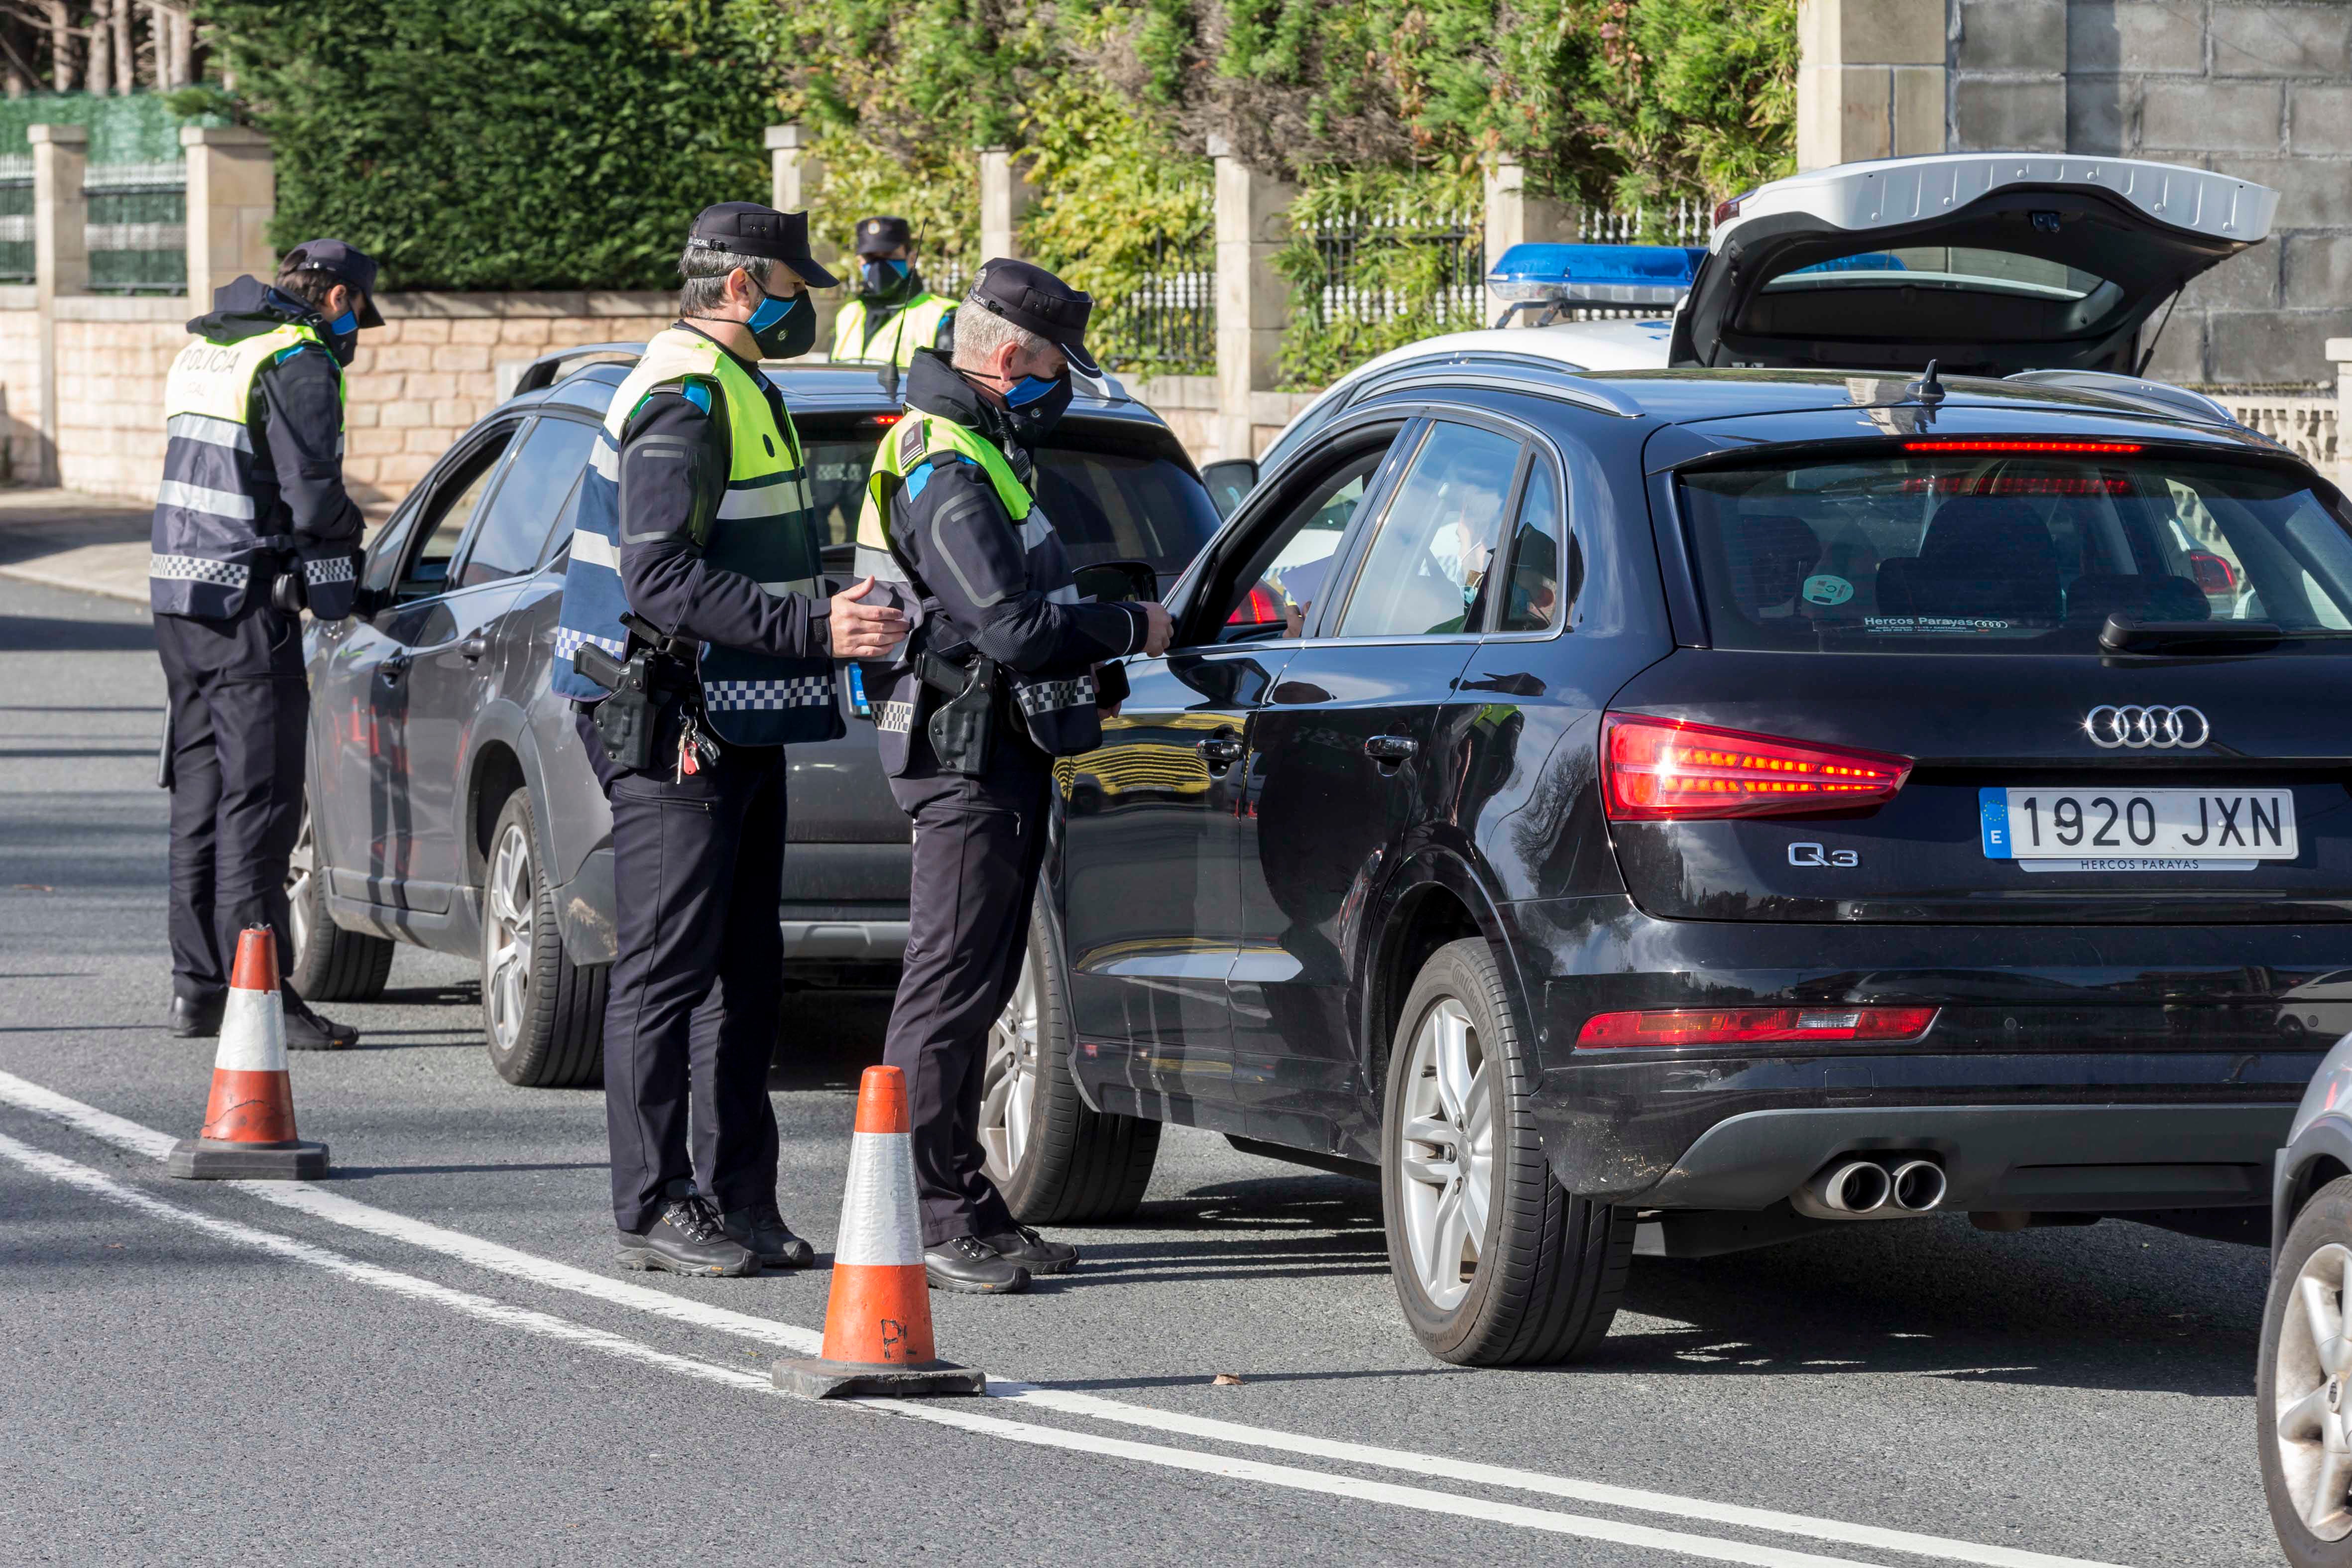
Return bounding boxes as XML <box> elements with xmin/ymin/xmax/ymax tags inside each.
<box><xmin>1907</xmin><ymin>358</ymin><xmax>1947</xmax><ymax>405</ymax></box>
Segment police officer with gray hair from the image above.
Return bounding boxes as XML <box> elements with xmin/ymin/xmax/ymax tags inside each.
<box><xmin>853</xmin><ymin>259</ymin><xmax>1172</xmax><ymax>1293</ymax></box>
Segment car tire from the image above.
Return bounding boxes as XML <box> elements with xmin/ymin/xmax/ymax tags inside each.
<box><xmin>1381</xmin><ymin>937</ymin><xmax>1632</xmax><ymax>1366</ymax></box>
<box><xmin>480</xmin><ymin>790</ymin><xmax>606</xmax><ymax>1089</ymax></box>
<box><xmin>2261</xmin><ymin>1174</ymin><xmax>2352</xmax><ymax>1566</ymax></box>
<box><xmin>284</xmin><ymin>796</ymin><xmax>394</xmax><ymax>1002</ymax></box>
<box><xmin>980</xmin><ymin>897</ymin><xmax>1161</xmax><ymax>1224</ymax></box>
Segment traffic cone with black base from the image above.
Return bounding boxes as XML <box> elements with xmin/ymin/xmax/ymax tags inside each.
<box><xmin>167</xmin><ymin>927</ymin><xmax>329</xmax><ymax>1180</ymax></box>
<box><xmin>775</xmin><ymin>1066</ymin><xmax>983</xmax><ymax>1400</ymax></box>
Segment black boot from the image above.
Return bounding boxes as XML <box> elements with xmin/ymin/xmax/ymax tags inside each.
<box><xmin>168</xmin><ymin>992</ymin><xmax>225</xmax><ymax>1038</ymax></box>
<box><xmin>618</xmin><ymin>1193</ymin><xmax>759</xmax><ymax>1277</ymax></box>
<box><xmin>979</xmin><ymin>1224</ymin><xmax>1079</xmax><ymax>1276</ymax></box>
<box><xmin>924</xmin><ymin>1234</ymin><xmax>1031</xmax><ymax>1295</ymax></box>
<box><xmin>283</xmin><ymin>996</ymin><xmax>359</xmax><ymax>1051</ymax></box>
<box><xmin>721</xmin><ymin>1201</ymin><xmax>815</xmax><ymax>1269</ymax></box>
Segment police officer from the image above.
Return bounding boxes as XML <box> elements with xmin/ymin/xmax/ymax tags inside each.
<box><xmin>552</xmin><ymin>203</ymin><xmax>909</xmax><ymax>1277</ymax></box>
<box><xmin>151</xmin><ymin>240</ymin><xmax>382</xmax><ymax>1050</ymax></box>
<box><xmin>854</xmin><ymin>260</ymin><xmax>1173</xmax><ymax>1293</ymax></box>
<box><xmin>828</xmin><ymin>215</ymin><xmax>955</xmax><ymax>368</ymax></box>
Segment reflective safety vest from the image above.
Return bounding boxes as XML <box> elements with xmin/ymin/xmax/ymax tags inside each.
<box><xmin>855</xmin><ymin>412</ymin><xmax>1101</xmax><ymax>767</ymax></box>
<box><xmin>550</xmin><ymin>327</ymin><xmax>842</xmax><ymax>749</ymax></box>
<box><xmin>150</xmin><ymin>322</ymin><xmax>359</xmax><ymax>619</ymax></box>
<box><xmin>830</xmin><ymin>293</ymin><xmax>954</xmax><ymax>369</ymax></box>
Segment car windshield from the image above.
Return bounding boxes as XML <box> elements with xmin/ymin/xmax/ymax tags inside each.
<box><xmin>1678</xmin><ymin>448</ymin><xmax>2352</xmax><ymax>654</ymax></box>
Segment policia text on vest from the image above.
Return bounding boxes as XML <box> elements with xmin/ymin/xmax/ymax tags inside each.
<box><xmin>150</xmin><ymin>243</ymin><xmax>383</xmax><ymax>1052</ymax></box>
<box><xmin>550</xmin><ymin>202</ymin><xmax>907</xmax><ymax>1280</ymax></box>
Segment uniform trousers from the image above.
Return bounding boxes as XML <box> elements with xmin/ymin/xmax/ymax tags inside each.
<box><xmin>580</xmin><ymin>709</ymin><xmax>787</xmax><ymax>1234</ymax></box>
<box><xmin>882</xmin><ymin>761</ymin><xmax>1054</xmax><ymax>1247</ymax></box>
<box><xmin>155</xmin><ymin>604</ymin><xmax>308</xmax><ymax>1003</ymax></box>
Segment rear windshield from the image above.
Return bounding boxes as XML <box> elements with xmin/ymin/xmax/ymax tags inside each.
<box><xmin>1765</xmin><ymin>247</ymin><xmax>2117</xmax><ymax>308</ymax></box>
<box><xmin>1678</xmin><ymin>448</ymin><xmax>2352</xmax><ymax>653</ymax></box>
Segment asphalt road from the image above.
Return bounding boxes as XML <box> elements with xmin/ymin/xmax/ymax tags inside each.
<box><xmin>0</xmin><ymin>573</ymin><xmax>2281</xmax><ymax>1568</ymax></box>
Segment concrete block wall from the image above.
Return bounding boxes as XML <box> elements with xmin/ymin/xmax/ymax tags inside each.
<box><xmin>0</xmin><ymin>287</ymin><xmax>43</xmax><ymax>481</ymax></box>
<box><xmin>52</xmin><ymin>296</ymin><xmax>182</xmax><ymax>499</ymax></box>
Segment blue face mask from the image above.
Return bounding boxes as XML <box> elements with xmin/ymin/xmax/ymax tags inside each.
<box><xmin>745</xmin><ymin>285</ymin><xmax>815</xmax><ymax>359</ymax></box>
<box><xmin>998</xmin><ymin>368</ymin><xmax>1073</xmax><ymax>440</ymax></box>
<box><xmin>1003</xmin><ymin>372</ymin><xmax>1060</xmax><ymax>407</ymax></box>
<box><xmin>325</xmin><ymin>308</ymin><xmax>360</xmax><ymax>366</ymax></box>
<box><xmin>860</xmin><ymin>258</ymin><xmax>911</xmax><ymax>295</ymax></box>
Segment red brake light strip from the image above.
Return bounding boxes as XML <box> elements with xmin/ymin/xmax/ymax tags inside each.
<box><xmin>1900</xmin><ymin>441</ymin><xmax>2141</xmax><ymax>454</ymax></box>
<box><xmin>1577</xmin><ymin>1006</ymin><xmax>1937</xmax><ymax>1048</ymax></box>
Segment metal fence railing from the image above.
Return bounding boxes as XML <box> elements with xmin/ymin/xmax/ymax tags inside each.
<box><xmin>0</xmin><ymin>155</ymin><xmax>30</xmax><ymax>283</ymax></box>
<box><xmin>1094</xmin><ymin>226</ymin><xmax>1215</xmax><ymax>376</ymax></box>
<box><xmin>1306</xmin><ymin>204</ymin><xmax>1485</xmax><ymax>331</ymax></box>
<box><xmin>85</xmin><ymin>159</ymin><xmax>186</xmax><ymax>294</ymax></box>
<box><xmin>1577</xmin><ymin>198</ymin><xmax>1716</xmax><ymax>247</ymax></box>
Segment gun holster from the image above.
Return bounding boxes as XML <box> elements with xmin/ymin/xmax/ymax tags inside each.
<box><xmin>573</xmin><ymin>642</ymin><xmax>680</xmax><ymax>774</ymax></box>
<box><xmin>919</xmin><ymin>650</ymin><xmax>996</xmax><ymax>778</ymax></box>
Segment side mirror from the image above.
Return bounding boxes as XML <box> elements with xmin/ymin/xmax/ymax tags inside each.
<box><xmin>1200</xmin><ymin>459</ymin><xmax>1259</xmax><ymax>521</ymax></box>
<box><xmin>1072</xmin><ymin>559</ymin><xmax>1158</xmax><ymax>605</ymax></box>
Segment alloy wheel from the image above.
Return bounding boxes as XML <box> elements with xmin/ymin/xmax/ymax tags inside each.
<box><xmin>2277</xmin><ymin>1240</ymin><xmax>2352</xmax><ymax>1540</ymax></box>
<box><xmin>483</xmin><ymin>821</ymin><xmax>535</xmax><ymax>1054</ymax></box>
<box><xmin>1396</xmin><ymin>997</ymin><xmax>1494</xmax><ymax>1311</ymax></box>
<box><xmin>980</xmin><ymin>951</ymin><xmax>1041</xmax><ymax>1179</ymax></box>
<box><xmin>285</xmin><ymin>806</ymin><xmax>315</xmax><ymax>956</ymax></box>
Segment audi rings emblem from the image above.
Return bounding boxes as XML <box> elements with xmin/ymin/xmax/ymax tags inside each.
<box><xmin>2083</xmin><ymin>705</ymin><xmax>2211</xmax><ymax>749</ymax></box>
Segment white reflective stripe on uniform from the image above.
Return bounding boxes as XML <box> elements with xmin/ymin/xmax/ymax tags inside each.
<box><xmin>148</xmin><ymin>553</ymin><xmax>249</xmax><ymax>587</ymax></box>
<box><xmin>701</xmin><ymin>676</ymin><xmax>835</xmax><ymax>712</ymax></box>
<box><xmin>568</xmin><ymin>529</ymin><xmax>621</xmax><ymax>570</ymax></box>
<box><xmin>1017</xmin><ymin>514</ymin><xmax>1054</xmax><ymax>551</ymax></box>
<box><xmin>212</xmin><ymin>989</ymin><xmax>289</xmax><ymax>1073</ymax></box>
<box><xmin>1047</xmin><ymin>583</ymin><xmax>1079</xmax><ymax>604</ymax></box>
<box><xmin>755</xmin><ymin>577</ymin><xmax>820</xmax><ymax>598</ymax></box>
<box><xmin>854</xmin><ymin>544</ymin><xmax>909</xmax><ymax>584</ymax></box>
<box><xmin>304</xmin><ymin>555</ymin><xmax>356</xmax><ymax>585</ymax></box>
<box><xmin>831</xmin><ymin>1129</ymin><xmax>924</xmax><ymax>1267</ymax></box>
<box><xmin>163</xmin><ymin>411</ymin><xmax>251</xmax><ymax>452</ymax></box>
<box><xmin>588</xmin><ymin>437</ymin><xmax>620</xmax><ymax>480</ymax></box>
<box><xmin>715</xmin><ymin>478</ymin><xmax>810</xmax><ymax>521</ymax></box>
<box><xmin>155</xmin><ymin>477</ymin><xmax>256</xmax><ymax>521</ymax></box>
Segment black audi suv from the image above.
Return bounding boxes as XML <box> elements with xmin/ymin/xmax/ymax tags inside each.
<box><xmin>291</xmin><ymin>350</ymin><xmax>1219</xmax><ymax>1087</ymax></box>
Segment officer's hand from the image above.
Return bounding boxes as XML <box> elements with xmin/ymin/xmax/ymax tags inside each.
<box><xmin>1138</xmin><ymin>601</ymin><xmax>1174</xmax><ymax>658</ymax></box>
<box><xmin>829</xmin><ymin>576</ymin><xmax>909</xmax><ymax>658</ymax></box>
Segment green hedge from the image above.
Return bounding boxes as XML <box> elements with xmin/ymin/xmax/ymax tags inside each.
<box><xmin>204</xmin><ymin>0</ymin><xmax>770</xmax><ymax>292</ymax></box>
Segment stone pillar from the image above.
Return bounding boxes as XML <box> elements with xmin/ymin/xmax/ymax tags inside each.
<box><xmin>182</xmin><ymin>124</ymin><xmax>274</xmax><ymax>310</ymax></box>
<box><xmin>1483</xmin><ymin>156</ymin><xmax>1577</xmax><ymax>328</ymax></box>
<box><xmin>767</xmin><ymin>124</ymin><xmax>841</xmax><ymax>352</ymax></box>
<box><xmin>978</xmin><ymin>147</ymin><xmax>1033</xmax><ymax>264</ymax></box>
<box><xmin>1795</xmin><ymin>0</ymin><xmax>1946</xmax><ymax>170</ymax></box>
<box><xmin>30</xmin><ymin>122</ymin><xmax>87</xmax><ymax>486</ymax></box>
<box><xmin>1211</xmin><ymin>135</ymin><xmax>1296</xmax><ymax>462</ymax></box>
<box><xmin>2332</xmin><ymin>338</ymin><xmax>2352</xmax><ymax>486</ymax></box>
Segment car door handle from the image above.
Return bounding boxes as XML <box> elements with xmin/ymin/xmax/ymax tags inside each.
<box><xmin>1364</xmin><ymin>734</ymin><xmax>1418</xmax><ymax>763</ymax></box>
<box><xmin>379</xmin><ymin>653</ymin><xmax>411</xmax><ymax>684</ymax></box>
<box><xmin>1196</xmin><ymin>732</ymin><xmax>1244</xmax><ymax>769</ymax></box>
<box><xmin>460</xmin><ymin>633</ymin><xmax>490</xmax><ymax>662</ymax></box>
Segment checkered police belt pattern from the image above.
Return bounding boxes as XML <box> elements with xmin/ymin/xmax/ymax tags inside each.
<box><xmin>304</xmin><ymin>555</ymin><xmax>356</xmax><ymax>586</ymax></box>
<box><xmin>551</xmin><ymin>627</ymin><xmax>625</xmax><ymax>663</ymax></box>
<box><xmin>703</xmin><ymin>676</ymin><xmax>836</xmax><ymax>712</ymax></box>
<box><xmin>875</xmin><ymin>700</ymin><xmax>914</xmax><ymax>734</ymax></box>
<box><xmin>1015</xmin><ymin>675</ymin><xmax>1095</xmax><ymax>716</ymax></box>
<box><xmin>148</xmin><ymin>553</ymin><xmax>248</xmax><ymax>587</ymax></box>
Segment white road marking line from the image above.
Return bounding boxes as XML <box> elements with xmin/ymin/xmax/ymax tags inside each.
<box><xmin>0</xmin><ymin>1069</ymin><xmax>2124</xmax><ymax>1568</ymax></box>
<box><xmin>0</xmin><ymin>1126</ymin><xmax>1881</xmax><ymax>1568</ymax></box>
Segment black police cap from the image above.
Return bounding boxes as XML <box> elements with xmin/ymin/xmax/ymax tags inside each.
<box><xmin>282</xmin><ymin>237</ymin><xmax>385</xmax><ymax>327</ymax></box>
<box><xmin>686</xmin><ymin>202</ymin><xmax>840</xmax><ymax>290</ymax></box>
<box><xmin>966</xmin><ymin>258</ymin><xmax>1097</xmax><ymax>377</ymax></box>
<box><xmin>854</xmin><ymin>216</ymin><xmax>913</xmax><ymax>257</ymax></box>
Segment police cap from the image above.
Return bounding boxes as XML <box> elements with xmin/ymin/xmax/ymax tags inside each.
<box><xmin>967</xmin><ymin>258</ymin><xmax>1097</xmax><ymax>377</ymax></box>
<box><xmin>282</xmin><ymin>237</ymin><xmax>385</xmax><ymax>327</ymax></box>
<box><xmin>686</xmin><ymin>202</ymin><xmax>841</xmax><ymax>290</ymax></box>
<box><xmin>854</xmin><ymin>216</ymin><xmax>913</xmax><ymax>257</ymax></box>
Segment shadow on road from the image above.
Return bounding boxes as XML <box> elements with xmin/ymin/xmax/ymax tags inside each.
<box><xmin>0</xmin><ymin>614</ymin><xmax>153</xmax><ymax>653</ymax></box>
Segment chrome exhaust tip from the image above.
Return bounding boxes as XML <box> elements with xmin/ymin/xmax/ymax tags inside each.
<box><xmin>1890</xmin><ymin>1159</ymin><xmax>1947</xmax><ymax>1212</ymax></box>
<box><xmin>1814</xmin><ymin>1159</ymin><xmax>1891</xmax><ymax>1214</ymax></box>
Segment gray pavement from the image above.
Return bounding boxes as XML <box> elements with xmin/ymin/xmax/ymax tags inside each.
<box><xmin>0</xmin><ymin>573</ymin><xmax>2281</xmax><ymax>1567</ymax></box>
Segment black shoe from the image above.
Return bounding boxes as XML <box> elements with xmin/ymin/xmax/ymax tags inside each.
<box><xmin>979</xmin><ymin>1224</ymin><xmax>1079</xmax><ymax>1275</ymax></box>
<box><xmin>617</xmin><ymin>1195</ymin><xmax>760</xmax><ymax>1277</ymax></box>
<box><xmin>168</xmin><ymin>992</ymin><xmax>225</xmax><ymax>1038</ymax></box>
<box><xmin>924</xmin><ymin>1234</ymin><xmax>1031</xmax><ymax>1295</ymax></box>
<box><xmin>722</xmin><ymin>1201</ymin><xmax>815</xmax><ymax>1269</ymax></box>
<box><xmin>283</xmin><ymin>1000</ymin><xmax>358</xmax><ymax>1051</ymax></box>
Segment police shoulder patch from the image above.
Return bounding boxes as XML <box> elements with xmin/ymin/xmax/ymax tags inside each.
<box><xmin>896</xmin><ymin>417</ymin><xmax>926</xmax><ymax>469</ymax></box>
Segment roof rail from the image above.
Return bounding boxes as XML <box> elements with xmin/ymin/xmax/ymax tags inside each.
<box><xmin>513</xmin><ymin>343</ymin><xmax>646</xmax><ymax>396</ymax></box>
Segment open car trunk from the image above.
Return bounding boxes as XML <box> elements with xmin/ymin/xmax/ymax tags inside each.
<box><xmin>1669</xmin><ymin>154</ymin><xmax>2277</xmax><ymax>377</ymax></box>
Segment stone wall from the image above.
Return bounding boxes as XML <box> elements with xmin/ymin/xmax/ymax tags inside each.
<box><xmin>0</xmin><ymin>286</ymin><xmax>42</xmax><ymax>482</ymax></box>
<box><xmin>1946</xmin><ymin>0</ymin><xmax>2352</xmax><ymax>384</ymax></box>
<box><xmin>53</xmin><ymin>296</ymin><xmax>182</xmax><ymax>500</ymax></box>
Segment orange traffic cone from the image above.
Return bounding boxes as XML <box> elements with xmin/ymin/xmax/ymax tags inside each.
<box><xmin>166</xmin><ymin>927</ymin><xmax>330</xmax><ymax>1180</ymax></box>
<box><xmin>774</xmin><ymin>1066</ymin><xmax>983</xmax><ymax>1399</ymax></box>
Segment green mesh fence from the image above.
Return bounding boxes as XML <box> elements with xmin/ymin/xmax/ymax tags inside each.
<box><xmin>0</xmin><ymin>92</ymin><xmax>216</xmax><ymax>162</ymax></box>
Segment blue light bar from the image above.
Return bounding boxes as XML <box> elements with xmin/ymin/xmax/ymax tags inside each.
<box><xmin>1485</xmin><ymin>242</ymin><xmax>1707</xmax><ymax>306</ymax></box>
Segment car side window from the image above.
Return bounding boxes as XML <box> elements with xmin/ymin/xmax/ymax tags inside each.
<box><xmin>394</xmin><ymin>426</ymin><xmax>518</xmax><ymax>602</ymax></box>
<box><xmin>1497</xmin><ymin>456</ymin><xmax>1570</xmax><ymax>633</ymax></box>
<box><xmin>1332</xmin><ymin>420</ymin><xmax>1523</xmax><ymax>638</ymax></box>
<box><xmin>1206</xmin><ymin>438</ymin><xmax>1395</xmax><ymax>643</ymax></box>
<box><xmin>454</xmin><ymin>416</ymin><xmax>599</xmax><ymax>589</ymax></box>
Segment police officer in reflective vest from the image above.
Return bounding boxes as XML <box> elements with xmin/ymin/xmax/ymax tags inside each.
<box><xmin>828</xmin><ymin>215</ymin><xmax>954</xmax><ymax>369</ymax></box>
<box><xmin>855</xmin><ymin>260</ymin><xmax>1173</xmax><ymax>1292</ymax></box>
<box><xmin>151</xmin><ymin>239</ymin><xmax>381</xmax><ymax>1050</ymax></box>
<box><xmin>552</xmin><ymin>203</ymin><xmax>908</xmax><ymax>1277</ymax></box>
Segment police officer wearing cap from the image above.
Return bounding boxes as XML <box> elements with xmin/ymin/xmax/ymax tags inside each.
<box><xmin>853</xmin><ymin>259</ymin><xmax>1174</xmax><ymax>1293</ymax></box>
<box><xmin>551</xmin><ymin>203</ymin><xmax>910</xmax><ymax>1277</ymax></box>
<box><xmin>151</xmin><ymin>239</ymin><xmax>385</xmax><ymax>1051</ymax></box>
<box><xmin>829</xmin><ymin>216</ymin><xmax>955</xmax><ymax>369</ymax></box>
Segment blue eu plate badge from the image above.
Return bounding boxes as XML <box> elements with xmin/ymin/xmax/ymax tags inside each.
<box><xmin>1979</xmin><ymin>788</ymin><xmax>2012</xmax><ymax>858</ymax></box>
<box><xmin>846</xmin><ymin>662</ymin><xmax>872</xmax><ymax>718</ymax></box>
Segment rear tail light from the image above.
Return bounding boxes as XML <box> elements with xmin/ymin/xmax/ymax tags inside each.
<box><xmin>2188</xmin><ymin>550</ymin><xmax>2238</xmax><ymax>594</ymax></box>
<box><xmin>1577</xmin><ymin>1006</ymin><xmax>1937</xmax><ymax>1049</ymax></box>
<box><xmin>1601</xmin><ymin>716</ymin><xmax>1912</xmax><ymax>821</ymax></box>
<box><xmin>1900</xmin><ymin>440</ymin><xmax>2141</xmax><ymax>454</ymax></box>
